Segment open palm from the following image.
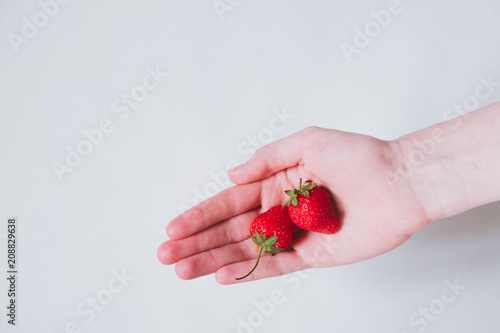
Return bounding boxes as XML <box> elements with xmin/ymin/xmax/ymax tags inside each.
<box><xmin>158</xmin><ymin>127</ymin><xmax>430</xmax><ymax>284</ymax></box>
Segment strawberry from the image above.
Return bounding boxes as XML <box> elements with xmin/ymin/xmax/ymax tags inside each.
<box><xmin>284</xmin><ymin>179</ymin><xmax>340</xmax><ymax>234</ymax></box>
<box><xmin>236</xmin><ymin>206</ymin><xmax>294</xmax><ymax>280</ymax></box>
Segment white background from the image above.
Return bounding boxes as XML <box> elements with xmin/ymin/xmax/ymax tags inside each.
<box><xmin>1</xmin><ymin>0</ymin><xmax>500</xmax><ymax>332</ymax></box>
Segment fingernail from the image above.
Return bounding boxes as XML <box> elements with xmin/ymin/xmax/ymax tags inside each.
<box><xmin>228</xmin><ymin>165</ymin><xmax>242</xmax><ymax>175</ymax></box>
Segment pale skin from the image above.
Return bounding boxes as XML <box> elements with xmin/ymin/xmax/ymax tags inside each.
<box><xmin>157</xmin><ymin>102</ymin><xmax>500</xmax><ymax>284</ymax></box>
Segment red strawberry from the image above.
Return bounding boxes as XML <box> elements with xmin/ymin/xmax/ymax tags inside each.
<box><xmin>236</xmin><ymin>206</ymin><xmax>294</xmax><ymax>280</ymax></box>
<box><xmin>284</xmin><ymin>179</ymin><xmax>340</xmax><ymax>234</ymax></box>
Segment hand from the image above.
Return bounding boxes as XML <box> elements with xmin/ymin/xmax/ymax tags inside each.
<box><xmin>157</xmin><ymin>126</ymin><xmax>430</xmax><ymax>284</ymax></box>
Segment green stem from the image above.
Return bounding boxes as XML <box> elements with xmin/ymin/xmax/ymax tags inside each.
<box><xmin>236</xmin><ymin>246</ymin><xmax>265</xmax><ymax>280</ymax></box>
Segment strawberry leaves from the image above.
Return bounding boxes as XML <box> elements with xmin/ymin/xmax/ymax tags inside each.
<box><xmin>236</xmin><ymin>229</ymin><xmax>284</xmax><ymax>280</ymax></box>
<box><xmin>249</xmin><ymin>230</ymin><xmax>282</xmax><ymax>256</ymax></box>
<box><xmin>284</xmin><ymin>178</ymin><xmax>316</xmax><ymax>207</ymax></box>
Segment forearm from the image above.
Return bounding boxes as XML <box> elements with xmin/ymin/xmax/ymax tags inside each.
<box><xmin>395</xmin><ymin>102</ymin><xmax>500</xmax><ymax>221</ymax></box>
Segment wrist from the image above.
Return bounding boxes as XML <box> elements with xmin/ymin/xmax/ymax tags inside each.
<box><xmin>393</xmin><ymin>130</ymin><xmax>455</xmax><ymax>222</ymax></box>
<box><xmin>394</xmin><ymin>103</ymin><xmax>500</xmax><ymax>222</ymax></box>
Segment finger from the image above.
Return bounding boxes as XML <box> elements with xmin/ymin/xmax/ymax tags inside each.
<box><xmin>173</xmin><ymin>239</ymin><xmax>257</xmax><ymax>280</ymax></box>
<box><xmin>158</xmin><ymin>209</ymin><xmax>260</xmax><ymax>265</ymax></box>
<box><xmin>228</xmin><ymin>127</ymin><xmax>316</xmax><ymax>185</ymax></box>
<box><xmin>215</xmin><ymin>250</ymin><xmax>311</xmax><ymax>284</ymax></box>
<box><xmin>167</xmin><ymin>182</ymin><xmax>262</xmax><ymax>240</ymax></box>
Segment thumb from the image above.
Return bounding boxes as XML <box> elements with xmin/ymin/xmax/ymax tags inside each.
<box><xmin>228</xmin><ymin>127</ymin><xmax>315</xmax><ymax>184</ymax></box>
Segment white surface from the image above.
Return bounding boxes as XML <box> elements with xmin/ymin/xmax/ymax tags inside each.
<box><xmin>1</xmin><ymin>0</ymin><xmax>500</xmax><ymax>332</ymax></box>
